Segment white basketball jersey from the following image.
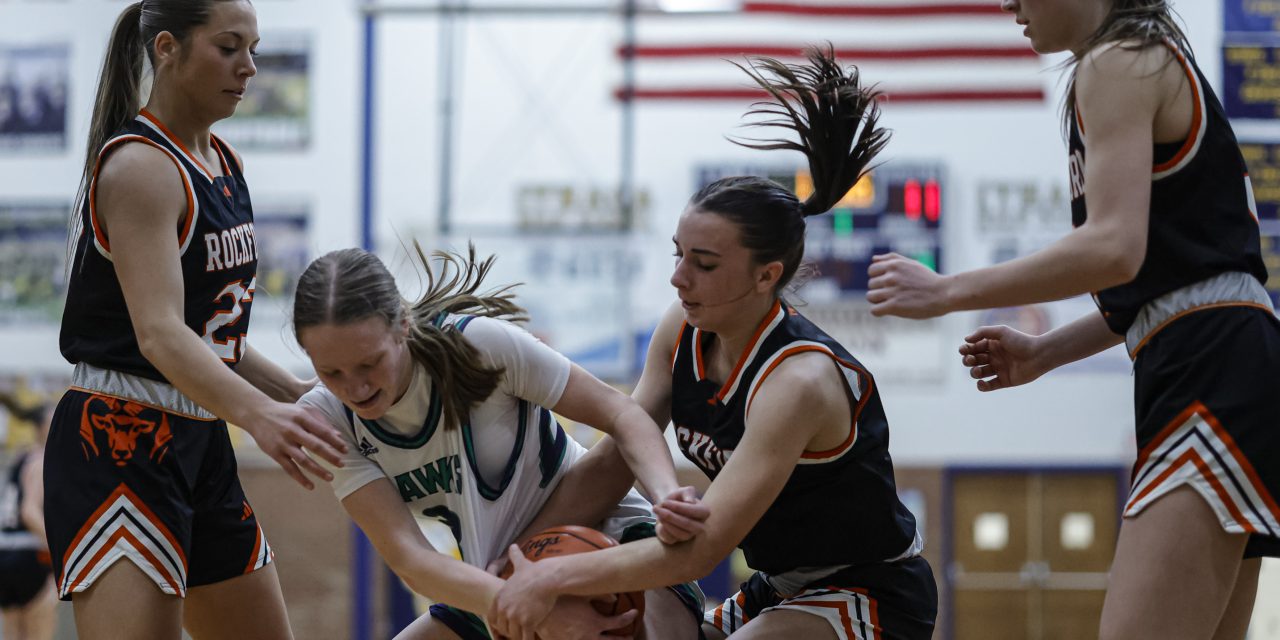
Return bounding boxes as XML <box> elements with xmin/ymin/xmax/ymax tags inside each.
<box><xmin>302</xmin><ymin>314</ymin><xmax>651</xmax><ymax>568</ymax></box>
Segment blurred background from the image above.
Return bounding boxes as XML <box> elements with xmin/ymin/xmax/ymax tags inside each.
<box><xmin>0</xmin><ymin>0</ymin><xmax>1278</xmax><ymax>637</ymax></box>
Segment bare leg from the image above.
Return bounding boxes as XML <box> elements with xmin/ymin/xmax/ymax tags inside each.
<box><xmin>1212</xmin><ymin>557</ymin><xmax>1261</xmax><ymax>640</ymax></box>
<box><xmin>701</xmin><ymin>623</ymin><xmax>727</xmax><ymax>640</ymax></box>
<box><xmin>72</xmin><ymin>560</ymin><xmax>183</xmax><ymax>640</ymax></box>
<box><xmin>183</xmin><ymin>565</ymin><xmax>294</xmax><ymax>640</ymax></box>
<box><xmin>638</xmin><ymin>588</ymin><xmax>700</xmax><ymax>640</ymax></box>
<box><xmin>723</xmin><ymin>608</ymin><xmax>837</xmax><ymax>639</ymax></box>
<box><xmin>18</xmin><ymin>576</ymin><xmax>58</xmax><ymax>640</ymax></box>
<box><xmin>3</xmin><ymin>608</ymin><xmax>22</xmax><ymax>640</ymax></box>
<box><xmin>393</xmin><ymin>612</ymin><xmax>466</xmax><ymax>640</ymax></box>
<box><xmin>1099</xmin><ymin>486</ymin><xmax>1249</xmax><ymax>640</ymax></box>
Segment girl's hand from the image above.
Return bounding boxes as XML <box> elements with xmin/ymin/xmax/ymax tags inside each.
<box><xmin>242</xmin><ymin>402</ymin><xmax>348</xmax><ymax>490</ymax></box>
<box><xmin>653</xmin><ymin>486</ymin><xmax>709</xmax><ymax>544</ymax></box>
<box><xmin>959</xmin><ymin>325</ymin><xmax>1048</xmax><ymax>392</ymax></box>
<box><xmin>866</xmin><ymin>253</ymin><xmax>952</xmax><ymax>319</ymax></box>
<box><xmin>490</xmin><ymin>545</ymin><xmax>559</xmax><ymax>640</ymax></box>
<box><xmin>532</xmin><ymin>596</ymin><xmax>639</xmax><ymax>640</ymax></box>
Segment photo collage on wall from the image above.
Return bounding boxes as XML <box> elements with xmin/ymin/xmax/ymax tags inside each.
<box><xmin>0</xmin><ymin>202</ymin><xmax>68</xmax><ymax>325</ymax></box>
<box><xmin>217</xmin><ymin>33</ymin><xmax>311</xmax><ymax>151</ymax></box>
<box><xmin>0</xmin><ymin>44</ymin><xmax>68</xmax><ymax>152</ymax></box>
<box><xmin>0</xmin><ymin>20</ymin><xmax>317</xmax><ymax>332</ymax></box>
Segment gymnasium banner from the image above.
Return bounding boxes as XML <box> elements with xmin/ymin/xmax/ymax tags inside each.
<box><xmin>1238</xmin><ymin>141</ymin><xmax>1280</xmax><ymax>308</ymax></box>
<box><xmin>1225</xmin><ymin>0</ymin><xmax>1280</xmax><ymax>33</ymax></box>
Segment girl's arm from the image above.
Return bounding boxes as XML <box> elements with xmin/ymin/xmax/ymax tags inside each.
<box><xmin>96</xmin><ymin>144</ymin><xmax>346</xmax><ymax>489</ymax></box>
<box><xmin>235</xmin><ymin>344</ymin><xmax>316</xmax><ymax>403</ymax></box>
<box><xmin>505</xmin><ymin>302</ymin><xmax>697</xmax><ymax>544</ymax></box>
<box><xmin>867</xmin><ymin>43</ymin><xmax>1169</xmax><ymax>318</ymax></box>
<box><xmin>960</xmin><ymin>311</ymin><xmax>1124</xmax><ymax>392</ymax></box>
<box><xmin>342</xmin><ymin>478</ymin><xmax>504</xmax><ymax>614</ymax></box>
<box><xmin>490</xmin><ymin>350</ymin><xmax>845</xmax><ymax>636</ymax></box>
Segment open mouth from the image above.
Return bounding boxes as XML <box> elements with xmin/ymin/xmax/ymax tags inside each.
<box><xmin>353</xmin><ymin>390</ymin><xmax>382</xmax><ymax>410</ymax></box>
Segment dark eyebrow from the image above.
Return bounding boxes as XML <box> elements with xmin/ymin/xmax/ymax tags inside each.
<box><xmin>671</xmin><ymin>236</ymin><xmax>722</xmax><ymax>257</ymax></box>
<box><xmin>217</xmin><ymin>32</ymin><xmax>261</xmax><ymax>45</ymax></box>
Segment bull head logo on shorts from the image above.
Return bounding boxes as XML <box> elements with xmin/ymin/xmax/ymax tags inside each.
<box><xmin>80</xmin><ymin>396</ymin><xmax>173</xmax><ymax>466</ymax></box>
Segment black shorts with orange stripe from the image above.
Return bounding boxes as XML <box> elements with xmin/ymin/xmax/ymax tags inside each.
<box><xmin>44</xmin><ymin>388</ymin><xmax>272</xmax><ymax>600</ymax></box>
<box><xmin>1127</xmin><ymin>306</ymin><xmax>1280</xmax><ymax>558</ymax></box>
<box><xmin>705</xmin><ymin>557</ymin><xmax>937</xmax><ymax>640</ymax></box>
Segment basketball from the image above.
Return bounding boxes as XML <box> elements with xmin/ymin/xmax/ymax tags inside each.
<box><xmin>501</xmin><ymin>525</ymin><xmax>645</xmax><ymax>636</ymax></box>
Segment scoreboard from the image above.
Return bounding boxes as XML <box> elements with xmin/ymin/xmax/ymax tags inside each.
<box><xmin>695</xmin><ymin>162</ymin><xmax>945</xmax><ymax>295</ymax></box>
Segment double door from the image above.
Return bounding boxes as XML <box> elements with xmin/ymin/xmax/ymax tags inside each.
<box><xmin>949</xmin><ymin>469</ymin><xmax>1124</xmax><ymax>639</ymax></box>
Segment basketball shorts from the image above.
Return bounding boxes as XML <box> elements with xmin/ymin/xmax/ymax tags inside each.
<box><xmin>705</xmin><ymin>556</ymin><xmax>937</xmax><ymax>640</ymax></box>
<box><xmin>1126</xmin><ymin>306</ymin><xmax>1280</xmax><ymax>558</ymax></box>
<box><xmin>44</xmin><ymin>384</ymin><xmax>272</xmax><ymax>600</ymax></box>
<box><xmin>0</xmin><ymin>548</ymin><xmax>51</xmax><ymax>608</ymax></box>
<box><xmin>431</xmin><ymin>521</ymin><xmax>705</xmax><ymax>640</ymax></box>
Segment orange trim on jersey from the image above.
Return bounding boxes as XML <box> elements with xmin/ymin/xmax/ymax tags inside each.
<box><xmin>67</xmin><ymin>386</ymin><xmax>218</xmax><ymax>422</ymax></box>
<box><xmin>1133</xmin><ymin>402</ymin><xmax>1200</xmax><ymax>474</ymax></box>
<box><xmin>669</xmin><ymin>321</ymin><xmax>687</xmax><ymax>370</ymax></box>
<box><xmin>67</xmin><ymin>525</ymin><xmax>182</xmax><ymax>595</ymax></box>
<box><xmin>1152</xmin><ymin>44</ymin><xmax>1203</xmax><ymax>174</ymax></box>
<box><xmin>1131</xmin><ymin>401</ymin><xmax>1280</xmax><ymax>523</ymax></box>
<box><xmin>244</xmin><ymin>525</ymin><xmax>263</xmax><ymax>574</ymax></box>
<box><xmin>88</xmin><ymin>135</ymin><xmax>196</xmax><ymax>254</ymax></box>
<box><xmin>850</xmin><ymin>587</ymin><xmax>881</xmax><ymax>639</ymax></box>
<box><xmin>1074</xmin><ymin>105</ymin><xmax>1085</xmax><ymax>137</ymax></box>
<box><xmin>1128</xmin><ymin>302</ymin><xmax>1274</xmax><ymax>359</ymax></box>
<box><xmin>62</xmin><ymin>483</ymin><xmax>188</xmax><ymax>572</ymax></box>
<box><xmin>139</xmin><ymin>109</ymin><xmax>218</xmax><ymax>181</ymax></box>
<box><xmin>790</xmin><ymin>600</ymin><xmax>858</xmax><ymax>639</ymax></box>
<box><xmin>1126</xmin><ymin>447</ymin><xmax>1254</xmax><ymax>531</ymax></box>
<box><xmin>209</xmin><ymin>133</ymin><xmax>236</xmax><ymax>177</ymax></box>
<box><xmin>716</xmin><ymin>299</ymin><xmax>783</xmax><ymax>401</ymax></box>
<box><xmin>743</xmin><ymin>344</ymin><xmax>869</xmax><ymax>460</ymax></box>
<box><xmin>1199</xmin><ymin>402</ymin><xmax>1280</xmax><ymax>520</ymax></box>
<box><xmin>694</xmin><ymin>329</ymin><xmax>707</xmax><ymax>381</ymax></box>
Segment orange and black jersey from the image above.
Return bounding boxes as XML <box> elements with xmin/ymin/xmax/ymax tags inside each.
<box><xmin>61</xmin><ymin>110</ymin><xmax>257</xmax><ymax>382</ymax></box>
<box><xmin>1068</xmin><ymin>40</ymin><xmax>1266</xmax><ymax>335</ymax></box>
<box><xmin>669</xmin><ymin>301</ymin><xmax>919</xmax><ymax>574</ymax></box>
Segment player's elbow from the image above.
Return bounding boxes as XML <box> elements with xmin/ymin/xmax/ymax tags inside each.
<box><xmin>1089</xmin><ymin>229</ymin><xmax>1145</xmax><ymax>288</ymax></box>
<box><xmin>1101</xmin><ymin>241</ymin><xmax>1145</xmax><ymax>287</ymax></box>
<box><xmin>134</xmin><ymin>320</ymin><xmax>179</xmax><ymax>365</ymax></box>
<box><xmin>683</xmin><ymin>539</ymin><xmax>733</xmax><ymax>584</ymax></box>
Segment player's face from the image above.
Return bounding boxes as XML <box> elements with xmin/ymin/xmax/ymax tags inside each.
<box><xmin>300</xmin><ymin>316</ymin><xmax>415</xmax><ymax>421</ymax></box>
<box><xmin>670</xmin><ymin>208</ymin><xmax>774</xmax><ymax>331</ymax></box>
<box><xmin>165</xmin><ymin>0</ymin><xmax>259</xmax><ymax>121</ymax></box>
<box><xmin>1000</xmin><ymin>0</ymin><xmax>1107</xmax><ymax>55</ymax></box>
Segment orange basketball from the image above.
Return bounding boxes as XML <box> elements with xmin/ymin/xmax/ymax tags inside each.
<box><xmin>500</xmin><ymin>525</ymin><xmax>645</xmax><ymax>637</ymax></box>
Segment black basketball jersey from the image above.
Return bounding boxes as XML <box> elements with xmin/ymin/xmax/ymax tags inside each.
<box><xmin>1068</xmin><ymin>40</ymin><xmax>1266</xmax><ymax>334</ymax></box>
<box><xmin>61</xmin><ymin>110</ymin><xmax>258</xmax><ymax>382</ymax></box>
<box><xmin>670</xmin><ymin>300</ymin><xmax>919</xmax><ymax>574</ymax></box>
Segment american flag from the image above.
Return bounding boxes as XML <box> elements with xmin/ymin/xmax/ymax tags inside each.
<box><xmin>616</xmin><ymin>0</ymin><xmax>1046</xmax><ymax>104</ymax></box>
